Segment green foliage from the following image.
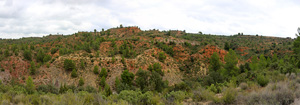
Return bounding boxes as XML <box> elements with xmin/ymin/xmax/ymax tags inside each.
<box><xmin>100</xmin><ymin>76</ymin><xmax>106</xmax><ymax>87</ymax></box>
<box><xmin>43</xmin><ymin>54</ymin><xmax>51</xmax><ymax>63</ymax></box>
<box><xmin>209</xmin><ymin>52</ymin><xmax>221</xmax><ymax>72</ymax></box>
<box><xmin>119</xmin><ymin>41</ymin><xmax>136</xmax><ymax>58</ymax></box>
<box><xmin>149</xmin><ymin>71</ymin><xmax>165</xmax><ymax>92</ymax></box>
<box><xmin>258</xmin><ymin>54</ymin><xmax>267</xmax><ymax>69</ymax></box>
<box><xmin>192</xmin><ymin>88</ymin><xmax>215</xmax><ymax>102</ymax></box>
<box><xmin>104</xmin><ymin>84</ymin><xmax>112</xmax><ymax>96</ymax></box>
<box><xmin>64</xmin><ymin>59</ymin><xmax>75</xmax><ymax>71</ymax></box>
<box><xmin>26</xmin><ymin>76</ymin><xmax>35</xmax><ymax>94</ymax></box>
<box><xmin>224</xmin><ymin>49</ymin><xmax>239</xmax><ymax>77</ymax></box>
<box><xmin>250</xmin><ymin>56</ymin><xmax>259</xmax><ymax>71</ymax></box>
<box><xmin>118</xmin><ymin>90</ymin><xmax>142</xmax><ymax>104</ymax></box>
<box><xmin>79</xmin><ymin>77</ymin><xmax>84</xmax><ymax>86</ymax></box>
<box><xmin>50</xmin><ymin>47</ymin><xmax>59</xmax><ymax>54</ymax></box>
<box><xmin>36</xmin><ymin>49</ymin><xmax>46</xmax><ymax>63</ymax></box>
<box><xmin>135</xmin><ymin>68</ymin><xmax>150</xmax><ymax>91</ymax></box>
<box><xmin>222</xmin><ymin>87</ymin><xmax>237</xmax><ymax>104</ymax></box>
<box><xmin>158</xmin><ymin>52</ymin><xmax>166</xmax><ymax>62</ymax></box>
<box><xmin>167</xmin><ymin>91</ymin><xmax>187</xmax><ymax>103</ymax></box>
<box><xmin>29</xmin><ymin>61</ymin><xmax>36</xmax><ymax>75</ymax></box>
<box><xmin>99</xmin><ymin>68</ymin><xmax>108</xmax><ymax>78</ymax></box>
<box><xmin>23</xmin><ymin>49</ymin><xmax>32</xmax><ymax>61</ymax></box>
<box><xmin>93</xmin><ymin>65</ymin><xmax>99</xmax><ymax>74</ymax></box>
<box><xmin>257</xmin><ymin>74</ymin><xmax>269</xmax><ymax>87</ymax></box>
<box><xmin>224</xmin><ymin>42</ymin><xmax>230</xmax><ymax>51</ymax></box>
<box><xmin>156</xmin><ymin>42</ymin><xmax>174</xmax><ymax>57</ymax></box>
<box><xmin>4</xmin><ymin>49</ymin><xmax>9</xmax><ymax>57</ymax></box>
<box><xmin>121</xmin><ymin>70</ymin><xmax>134</xmax><ymax>85</ymax></box>
<box><xmin>71</xmin><ymin>69</ymin><xmax>77</xmax><ymax>78</ymax></box>
<box><xmin>148</xmin><ymin>63</ymin><xmax>164</xmax><ymax>76</ymax></box>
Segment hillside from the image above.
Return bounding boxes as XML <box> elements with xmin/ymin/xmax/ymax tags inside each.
<box><xmin>0</xmin><ymin>26</ymin><xmax>299</xmax><ymax>105</ymax></box>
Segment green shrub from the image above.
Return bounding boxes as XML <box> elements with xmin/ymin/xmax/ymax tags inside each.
<box><xmin>71</xmin><ymin>69</ymin><xmax>77</xmax><ymax>78</ymax></box>
<box><xmin>222</xmin><ymin>87</ymin><xmax>237</xmax><ymax>104</ymax></box>
<box><xmin>29</xmin><ymin>61</ymin><xmax>36</xmax><ymax>75</ymax></box>
<box><xmin>23</xmin><ymin>50</ymin><xmax>32</xmax><ymax>60</ymax></box>
<box><xmin>100</xmin><ymin>77</ymin><xmax>106</xmax><ymax>87</ymax></box>
<box><xmin>93</xmin><ymin>65</ymin><xmax>99</xmax><ymax>74</ymax></box>
<box><xmin>26</xmin><ymin>76</ymin><xmax>35</xmax><ymax>94</ymax></box>
<box><xmin>118</xmin><ymin>90</ymin><xmax>142</xmax><ymax>104</ymax></box>
<box><xmin>99</xmin><ymin>68</ymin><xmax>107</xmax><ymax>78</ymax></box>
<box><xmin>79</xmin><ymin>78</ymin><xmax>84</xmax><ymax>86</ymax></box>
<box><xmin>192</xmin><ymin>88</ymin><xmax>215</xmax><ymax>102</ymax></box>
<box><xmin>167</xmin><ymin>91</ymin><xmax>187</xmax><ymax>103</ymax></box>
<box><xmin>121</xmin><ymin>70</ymin><xmax>134</xmax><ymax>85</ymax></box>
<box><xmin>158</xmin><ymin>52</ymin><xmax>166</xmax><ymax>62</ymax></box>
<box><xmin>257</xmin><ymin>75</ymin><xmax>269</xmax><ymax>87</ymax></box>
<box><xmin>64</xmin><ymin>59</ymin><xmax>75</xmax><ymax>71</ymax></box>
<box><xmin>104</xmin><ymin>84</ymin><xmax>112</xmax><ymax>96</ymax></box>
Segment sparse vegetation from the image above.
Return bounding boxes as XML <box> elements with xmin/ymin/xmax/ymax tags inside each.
<box><xmin>0</xmin><ymin>26</ymin><xmax>299</xmax><ymax>104</ymax></box>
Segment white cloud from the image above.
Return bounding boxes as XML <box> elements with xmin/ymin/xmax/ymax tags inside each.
<box><xmin>0</xmin><ymin>0</ymin><xmax>299</xmax><ymax>39</ymax></box>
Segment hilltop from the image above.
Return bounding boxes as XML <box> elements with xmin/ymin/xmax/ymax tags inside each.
<box><xmin>0</xmin><ymin>25</ymin><xmax>299</xmax><ymax>105</ymax></box>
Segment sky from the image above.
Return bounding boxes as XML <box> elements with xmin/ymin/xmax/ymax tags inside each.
<box><xmin>0</xmin><ymin>0</ymin><xmax>299</xmax><ymax>39</ymax></box>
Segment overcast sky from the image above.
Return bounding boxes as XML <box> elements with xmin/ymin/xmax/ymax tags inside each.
<box><xmin>0</xmin><ymin>0</ymin><xmax>299</xmax><ymax>39</ymax></box>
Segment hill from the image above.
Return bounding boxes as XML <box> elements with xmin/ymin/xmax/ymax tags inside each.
<box><xmin>0</xmin><ymin>25</ymin><xmax>299</xmax><ymax>105</ymax></box>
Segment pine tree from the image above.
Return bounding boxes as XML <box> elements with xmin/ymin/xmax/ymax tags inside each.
<box><xmin>26</xmin><ymin>76</ymin><xmax>35</xmax><ymax>94</ymax></box>
<box><xmin>224</xmin><ymin>49</ymin><xmax>239</xmax><ymax>77</ymax></box>
<box><xmin>30</xmin><ymin>61</ymin><xmax>36</xmax><ymax>75</ymax></box>
<box><xmin>79</xmin><ymin>77</ymin><xmax>84</xmax><ymax>86</ymax></box>
<box><xmin>93</xmin><ymin>65</ymin><xmax>99</xmax><ymax>74</ymax></box>
<box><xmin>209</xmin><ymin>52</ymin><xmax>221</xmax><ymax>72</ymax></box>
<box><xmin>99</xmin><ymin>68</ymin><xmax>108</xmax><ymax>78</ymax></box>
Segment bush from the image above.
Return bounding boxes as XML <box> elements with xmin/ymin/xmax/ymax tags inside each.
<box><xmin>93</xmin><ymin>65</ymin><xmax>99</xmax><ymax>74</ymax></box>
<box><xmin>64</xmin><ymin>59</ymin><xmax>75</xmax><ymax>71</ymax></box>
<box><xmin>222</xmin><ymin>87</ymin><xmax>237</xmax><ymax>104</ymax></box>
<box><xmin>99</xmin><ymin>68</ymin><xmax>107</xmax><ymax>78</ymax></box>
<box><xmin>121</xmin><ymin>70</ymin><xmax>134</xmax><ymax>85</ymax></box>
<box><xmin>148</xmin><ymin>63</ymin><xmax>164</xmax><ymax>76</ymax></box>
<box><xmin>192</xmin><ymin>88</ymin><xmax>215</xmax><ymax>102</ymax></box>
<box><xmin>257</xmin><ymin>75</ymin><xmax>269</xmax><ymax>87</ymax></box>
<box><xmin>26</xmin><ymin>76</ymin><xmax>35</xmax><ymax>94</ymax></box>
<box><xmin>167</xmin><ymin>91</ymin><xmax>187</xmax><ymax>103</ymax></box>
<box><xmin>118</xmin><ymin>90</ymin><xmax>142</xmax><ymax>104</ymax></box>
<box><xmin>79</xmin><ymin>78</ymin><xmax>84</xmax><ymax>86</ymax></box>
<box><xmin>104</xmin><ymin>84</ymin><xmax>112</xmax><ymax>96</ymax></box>
<box><xmin>239</xmin><ymin>82</ymin><xmax>248</xmax><ymax>90</ymax></box>
<box><xmin>100</xmin><ymin>77</ymin><xmax>106</xmax><ymax>87</ymax></box>
<box><xmin>71</xmin><ymin>69</ymin><xmax>77</xmax><ymax>78</ymax></box>
<box><xmin>158</xmin><ymin>52</ymin><xmax>166</xmax><ymax>62</ymax></box>
<box><xmin>23</xmin><ymin>50</ymin><xmax>31</xmax><ymax>61</ymax></box>
<box><xmin>29</xmin><ymin>61</ymin><xmax>36</xmax><ymax>75</ymax></box>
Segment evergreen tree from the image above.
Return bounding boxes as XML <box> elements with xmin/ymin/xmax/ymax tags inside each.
<box><xmin>209</xmin><ymin>52</ymin><xmax>221</xmax><ymax>72</ymax></box>
<box><xmin>149</xmin><ymin>71</ymin><xmax>164</xmax><ymax>92</ymax></box>
<box><xmin>23</xmin><ymin>49</ymin><xmax>31</xmax><ymax>61</ymax></box>
<box><xmin>250</xmin><ymin>56</ymin><xmax>258</xmax><ymax>71</ymax></box>
<box><xmin>71</xmin><ymin>69</ymin><xmax>77</xmax><ymax>78</ymax></box>
<box><xmin>121</xmin><ymin>70</ymin><xmax>134</xmax><ymax>85</ymax></box>
<box><xmin>64</xmin><ymin>59</ymin><xmax>75</xmax><ymax>71</ymax></box>
<box><xmin>258</xmin><ymin>54</ymin><xmax>267</xmax><ymax>69</ymax></box>
<box><xmin>26</xmin><ymin>76</ymin><xmax>35</xmax><ymax>94</ymax></box>
<box><xmin>135</xmin><ymin>68</ymin><xmax>150</xmax><ymax>91</ymax></box>
<box><xmin>30</xmin><ymin>61</ymin><xmax>36</xmax><ymax>75</ymax></box>
<box><xmin>158</xmin><ymin>52</ymin><xmax>166</xmax><ymax>62</ymax></box>
<box><xmin>79</xmin><ymin>77</ymin><xmax>84</xmax><ymax>86</ymax></box>
<box><xmin>104</xmin><ymin>84</ymin><xmax>112</xmax><ymax>96</ymax></box>
<box><xmin>224</xmin><ymin>49</ymin><xmax>239</xmax><ymax>77</ymax></box>
<box><xmin>99</xmin><ymin>68</ymin><xmax>108</xmax><ymax>78</ymax></box>
<box><xmin>93</xmin><ymin>65</ymin><xmax>99</xmax><ymax>74</ymax></box>
<box><xmin>100</xmin><ymin>76</ymin><xmax>106</xmax><ymax>87</ymax></box>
